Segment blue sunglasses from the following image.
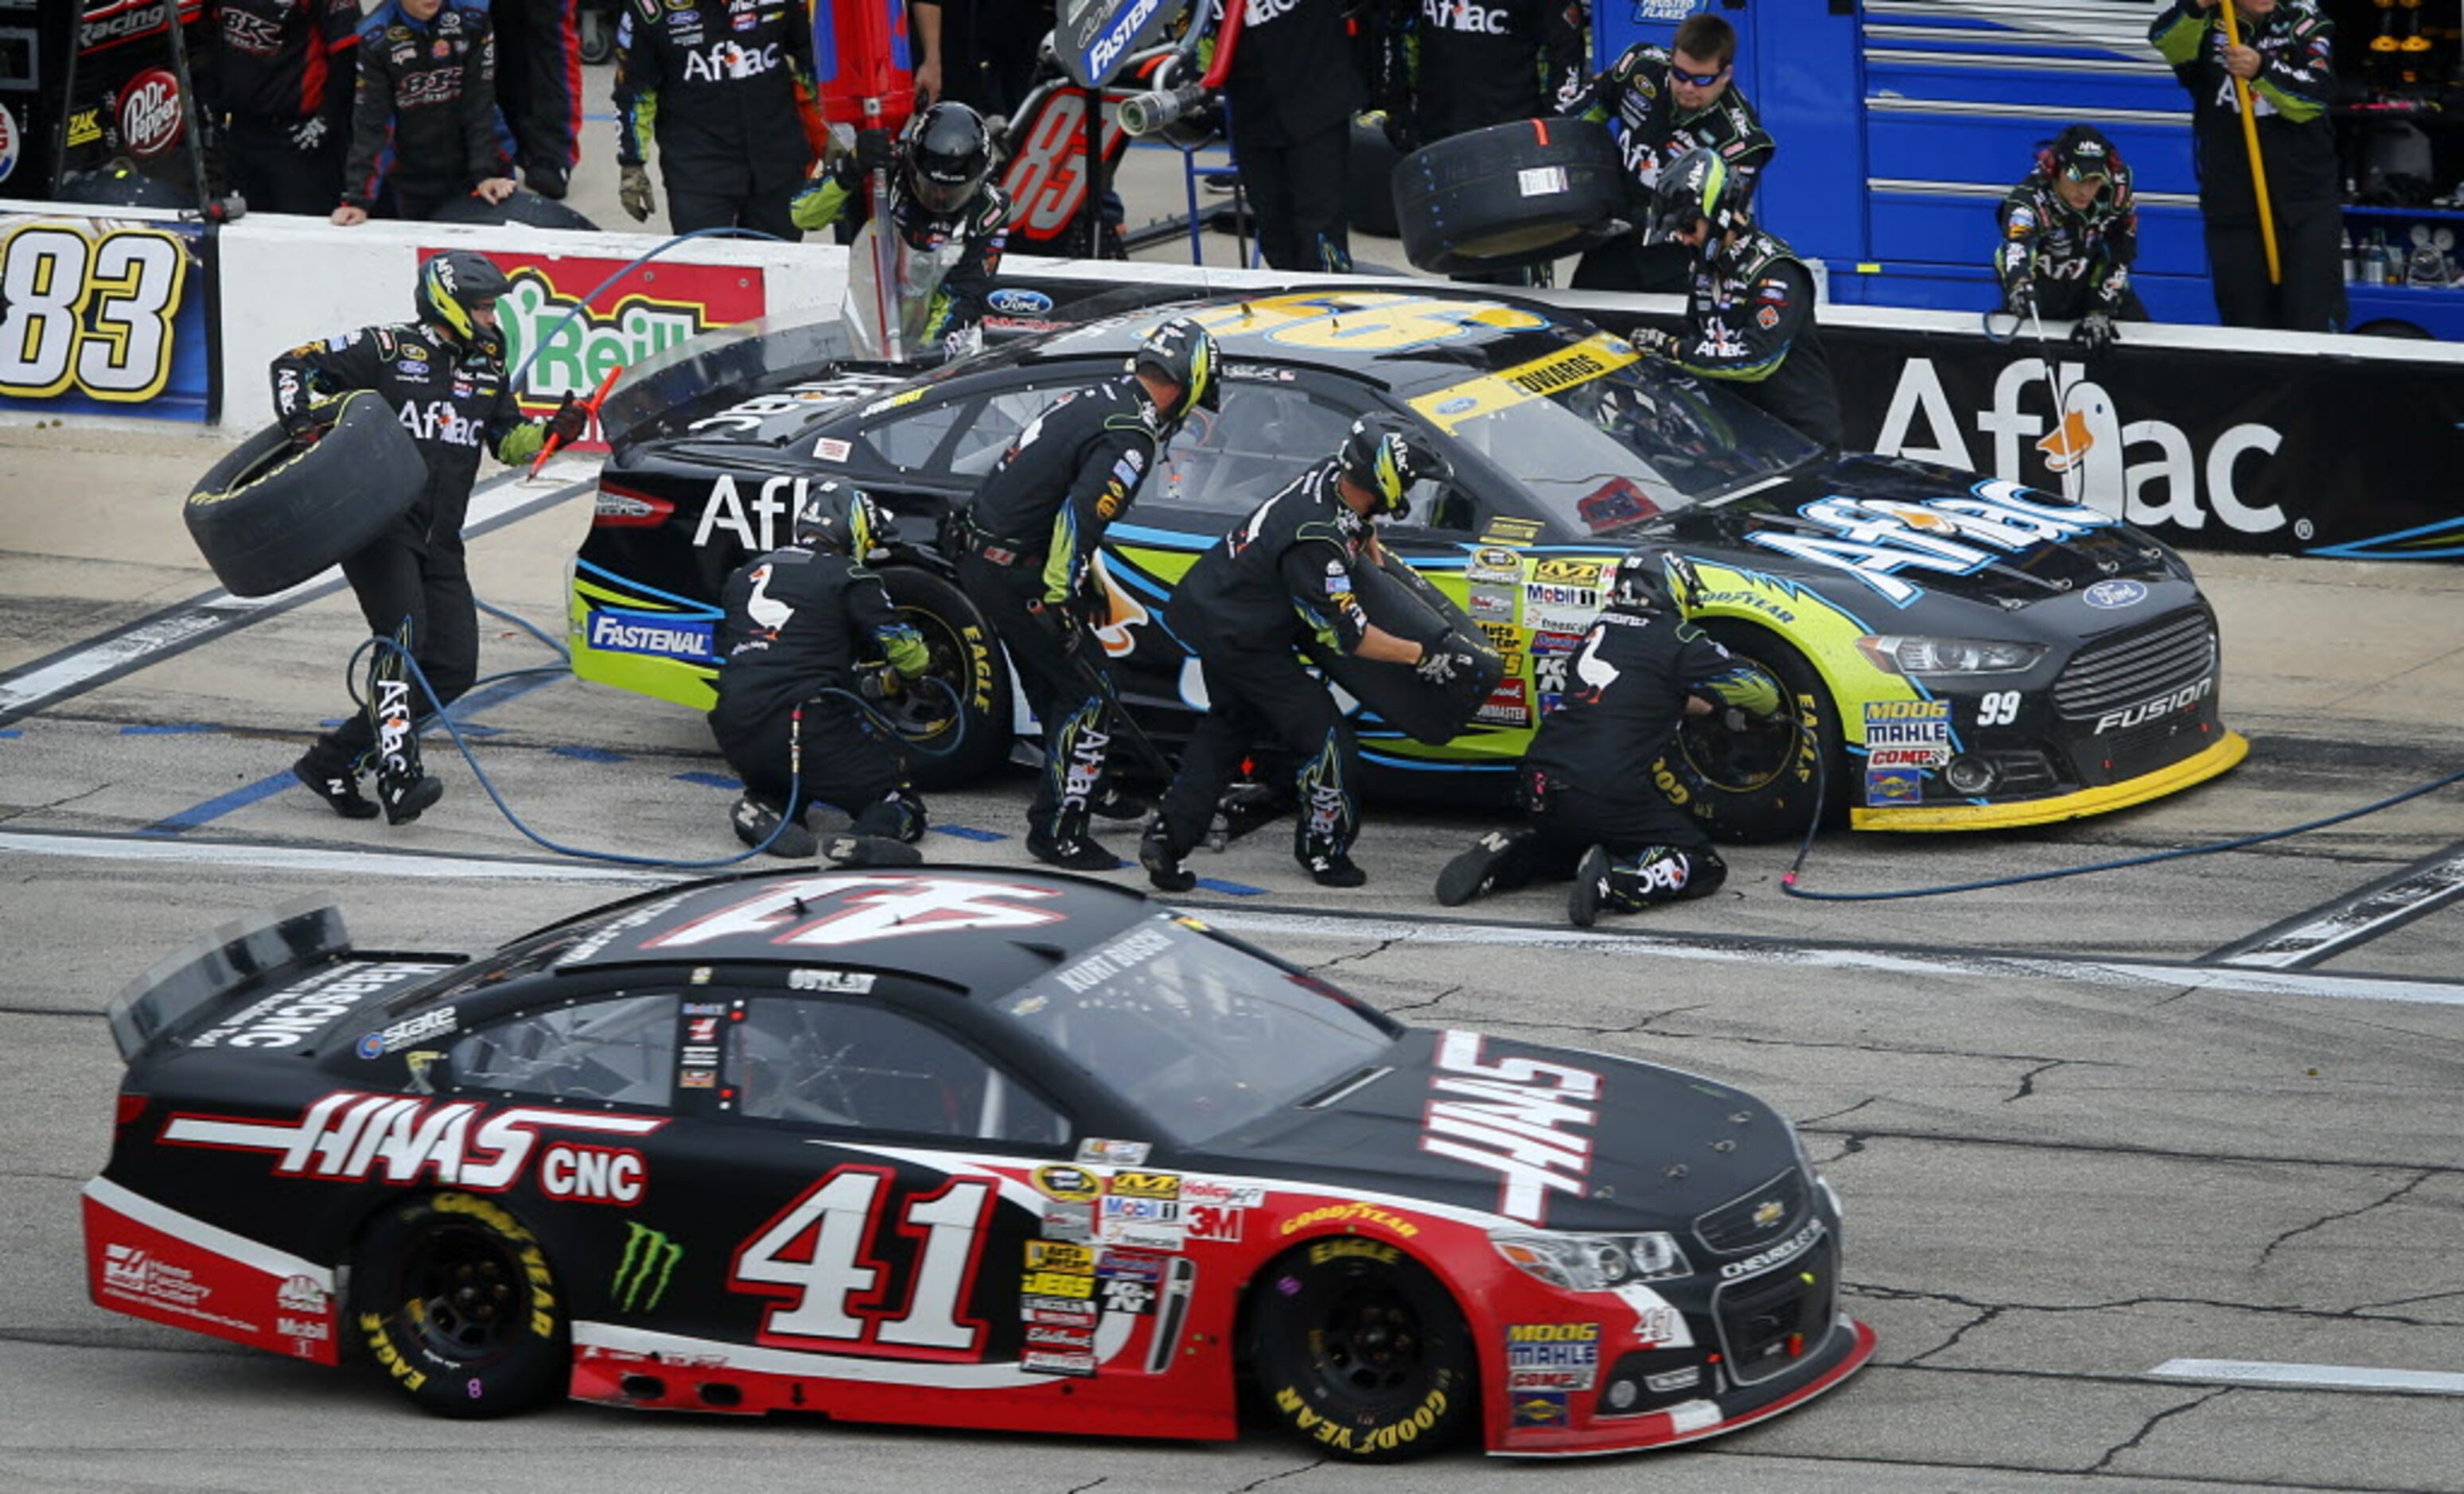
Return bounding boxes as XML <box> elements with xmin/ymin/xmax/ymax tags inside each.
<box><xmin>1669</xmin><ymin>62</ymin><xmax>1729</xmax><ymax>88</ymax></box>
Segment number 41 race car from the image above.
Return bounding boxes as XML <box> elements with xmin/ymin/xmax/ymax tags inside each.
<box><xmin>85</xmin><ymin>869</ymin><xmax>1873</xmax><ymax>1458</ymax></box>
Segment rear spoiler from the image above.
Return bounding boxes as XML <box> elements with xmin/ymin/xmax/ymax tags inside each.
<box><xmin>105</xmin><ymin>898</ymin><xmax>348</xmax><ymax>1064</ymax></box>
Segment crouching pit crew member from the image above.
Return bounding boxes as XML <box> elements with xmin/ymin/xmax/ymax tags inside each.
<box><xmin>1436</xmin><ymin>547</ymin><xmax>1779</xmax><ymax>926</ymax></box>
<box><xmin>274</xmin><ymin>251</ymin><xmax>582</xmax><ymax>824</ymax></box>
<box><xmin>1143</xmin><ymin>416</ymin><xmax>1477</xmax><ymax>893</ymax></box>
<box><xmin>710</xmin><ymin>481</ymin><xmax>935</xmax><ymax>866</ymax></box>
<box><xmin>951</xmin><ymin>318</ymin><xmax>1219</xmax><ymax>871</ymax></box>
<box><xmin>1626</xmin><ymin>146</ymin><xmax>1843</xmax><ymax>452</ymax></box>
<box><xmin>1998</xmin><ymin>123</ymin><xmax>2146</xmax><ymax>352</ymax></box>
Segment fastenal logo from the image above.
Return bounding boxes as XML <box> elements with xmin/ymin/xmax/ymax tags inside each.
<box><xmin>613</xmin><ymin>1222</ymin><xmax>681</xmax><ymax>1312</ymax></box>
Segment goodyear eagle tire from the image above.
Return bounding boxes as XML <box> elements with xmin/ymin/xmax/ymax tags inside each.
<box><xmin>351</xmin><ymin>1192</ymin><xmax>567</xmax><ymax>1418</ymax></box>
<box><xmin>185</xmin><ymin>391</ymin><xmax>425</xmax><ymax>598</ymax></box>
<box><xmin>430</xmin><ymin>187</ymin><xmax>602</xmax><ymax>232</ymax></box>
<box><xmin>1249</xmin><ymin>1237</ymin><xmax>1477</xmax><ymax>1461</ymax></box>
<box><xmin>1660</xmin><ymin>621</ymin><xmax>1844</xmax><ymax>843</ymax></box>
<box><xmin>878</xmin><ymin>566</ymin><xmax>1012</xmax><ymax>790</ymax></box>
<box><xmin>1392</xmin><ymin>117</ymin><xmax>1628</xmax><ymax>275</ymax></box>
<box><xmin>1310</xmin><ymin>552</ymin><xmax>1504</xmax><ymax>745</ymax></box>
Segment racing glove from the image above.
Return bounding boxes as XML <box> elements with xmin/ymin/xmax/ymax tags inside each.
<box><xmin>858</xmin><ymin>663</ymin><xmax>905</xmax><ymax>701</ymax></box>
<box><xmin>2072</xmin><ymin>310</ymin><xmax>2118</xmax><ymax>352</ymax></box>
<box><xmin>1629</xmin><ymin>327</ymin><xmax>1680</xmax><ymax>360</ymax></box>
<box><xmin>286</xmin><ymin>115</ymin><xmax>329</xmax><ymax>154</ymax></box>
<box><xmin>2007</xmin><ymin>280</ymin><xmax>2038</xmax><ymax>320</ymax></box>
<box><xmin>854</xmin><ymin>127</ymin><xmax>894</xmax><ymax>175</ymax></box>
<box><xmin>618</xmin><ymin>164</ymin><xmax>656</xmax><ymax>224</ymax></box>
<box><xmin>1030</xmin><ymin>597</ymin><xmax>1084</xmax><ymax>652</ymax></box>
<box><xmin>1414</xmin><ymin>649</ymin><xmax>1476</xmax><ymax>686</ymax></box>
<box><xmin>544</xmin><ymin>395</ymin><xmax>587</xmax><ymax>447</ymax></box>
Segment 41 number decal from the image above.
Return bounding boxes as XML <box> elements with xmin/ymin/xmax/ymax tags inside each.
<box><xmin>0</xmin><ymin>224</ymin><xmax>190</xmax><ymax>403</ymax></box>
<box><xmin>731</xmin><ymin>1166</ymin><xmax>997</xmax><ymax>1357</ymax></box>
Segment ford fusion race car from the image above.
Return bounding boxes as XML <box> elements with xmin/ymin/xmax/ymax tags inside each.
<box><xmin>86</xmin><ymin>870</ymin><xmax>1873</xmax><ymax>1457</ymax></box>
<box><xmin>569</xmin><ymin>286</ymin><xmax>2245</xmax><ymax>836</ymax></box>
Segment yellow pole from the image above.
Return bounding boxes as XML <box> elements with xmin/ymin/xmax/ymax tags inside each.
<box><xmin>2218</xmin><ymin>0</ymin><xmax>2284</xmax><ymax>284</ymax></box>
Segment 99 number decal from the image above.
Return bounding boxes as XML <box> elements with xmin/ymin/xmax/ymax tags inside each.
<box><xmin>0</xmin><ymin>225</ymin><xmax>190</xmax><ymax>402</ymax></box>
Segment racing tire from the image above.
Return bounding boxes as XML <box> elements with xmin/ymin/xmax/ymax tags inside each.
<box><xmin>1248</xmin><ymin>1239</ymin><xmax>1478</xmax><ymax>1461</ymax></box>
<box><xmin>350</xmin><ymin>1192</ymin><xmax>568</xmax><ymax>1418</ymax></box>
<box><xmin>1349</xmin><ymin>118</ymin><xmax>1402</xmax><ymax>240</ymax></box>
<box><xmin>878</xmin><ymin>566</ymin><xmax>1013</xmax><ymax>791</ymax></box>
<box><xmin>185</xmin><ymin>391</ymin><xmax>426</xmax><ymax>597</ymax></box>
<box><xmin>1392</xmin><ymin>117</ymin><xmax>1629</xmax><ymax>276</ymax></box>
<box><xmin>429</xmin><ymin>187</ymin><xmax>602</xmax><ymax>233</ymax></box>
<box><xmin>1660</xmin><ymin>621</ymin><xmax>1844</xmax><ymax>844</ymax></box>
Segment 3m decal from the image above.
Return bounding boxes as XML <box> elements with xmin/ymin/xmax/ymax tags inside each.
<box><xmin>160</xmin><ymin>1093</ymin><xmax>666</xmax><ymax>1187</ymax></box>
<box><xmin>1417</xmin><ymin>1030</ymin><xmax>1599</xmax><ymax>1227</ymax></box>
<box><xmin>612</xmin><ymin>1222</ymin><xmax>682</xmax><ymax>1311</ymax></box>
<box><xmin>644</xmin><ymin>876</ymin><xmax>1068</xmax><ymax>951</ymax></box>
<box><xmin>733</xmin><ymin>1167</ymin><xmax>996</xmax><ymax>1356</ymax></box>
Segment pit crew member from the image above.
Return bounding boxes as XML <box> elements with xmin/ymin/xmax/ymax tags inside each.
<box><xmin>613</xmin><ymin>0</ymin><xmax>817</xmax><ymax>240</ymax></box>
<box><xmin>200</xmin><ymin>0</ymin><xmax>363</xmax><ymax>216</ymax></box>
<box><xmin>273</xmin><ymin>252</ymin><xmax>582</xmax><ymax>823</ymax></box>
<box><xmin>1143</xmin><ymin>416</ymin><xmax>1475</xmax><ymax>892</ymax></box>
<box><xmin>951</xmin><ymin>320</ymin><xmax>1219</xmax><ymax>871</ymax></box>
<box><xmin>710</xmin><ymin>482</ymin><xmax>933</xmax><ymax>866</ymax></box>
<box><xmin>333</xmin><ymin>0</ymin><xmax>518</xmax><ymax>224</ymax></box>
<box><xmin>1997</xmin><ymin>123</ymin><xmax>2147</xmax><ymax>351</ymax></box>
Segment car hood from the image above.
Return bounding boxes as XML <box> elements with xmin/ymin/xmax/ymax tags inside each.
<box><xmin>1680</xmin><ymin>453</ymin><xmax>2183</xmax><ymax>610</ymax></box>
<box><xmin>1191</xmin><ymin>1029</ymin><xmax>1806</xmax><ymax>1238</ymax></box>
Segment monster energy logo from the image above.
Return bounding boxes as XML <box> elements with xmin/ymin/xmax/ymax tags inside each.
<box><xmin>613</xmin><ymin>1223</ymin><xmax>682</xmax><ymax>1313</ymax></box>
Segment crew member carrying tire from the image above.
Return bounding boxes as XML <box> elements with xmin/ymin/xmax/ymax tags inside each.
<box><xmin>790</xmin><ymin>100</ymin><xmax>1012</xmax><ymax>356</ymax></box>
<box><xmin>1563</xmin><ymin>10</ymin><xmax>1772</xmax><ymax>294</ymax></box>
<box><xmin>1996</xmin><ymin>123</ymin><xmax>2147</xmax><ymax>352</ymax></box>
<box><xmin>710</xmin><ymin>481</ymin><xmax>936</xmax><ymax>866</ymax></box>
<box><xmin>1143</xmin><ymin>415</ymin><xmax>1476</xmax><ymax>893</ymax></box>
<box><xmin>1435</xmin><ymin>547</ymin><xmax>1779</xmax><ymax>925</ymax></box>
<box><xmin>951</xmin><ymin>319</ymin><xmax>1219</xmax><ymax>871</ymax></box>
<box><xmin>612</xmin><ymin>0</ymin><xmax>815</xmax><ymax>240</ymax></box>
<box><xmin>273</xmin><ymin>251</ymin><xmax>582</xmax><ymax>824</ymax></box>
<box><xmin>1628</xmin><ymin>146</ymin><xmax>1843</xmax><ymax>451</ymax></box>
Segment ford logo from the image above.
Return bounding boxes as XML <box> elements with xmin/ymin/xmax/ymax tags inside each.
<box><xmin>2083</xmin><ymin>580</ymin><xmax>2147</xmax><ymax>610</ymax></box>
<box><xmin>987</xmin><ymin>288</ymin><xmax>1053</xmax><ymax>315</ymax></box>
<box><xmin>1438</xmin><ymin>396</ymin><xmax>1478</xmax><ymax>415</ymax></box>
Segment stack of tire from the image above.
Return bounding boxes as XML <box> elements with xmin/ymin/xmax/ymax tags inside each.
<box><xmin>1391</xmin><ymin>116</ymin><xmax>1629</xmax><ymax>276</ymax></box>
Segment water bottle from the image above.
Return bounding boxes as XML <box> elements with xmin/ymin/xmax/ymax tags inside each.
<box><xmin>2364</xmin><ymin>231</ymin><xmax>2389</xmax><ymax>286</ymax></box>
<box><xmin>2341</xmin><ymin>228</ymin><xmax>2360</xmax><ymax>283</ymax></box>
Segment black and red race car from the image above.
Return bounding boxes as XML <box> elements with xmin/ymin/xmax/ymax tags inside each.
<box><xmin>86</xmin><ymin>869</ymin><xmax>1872</xmax><ymax>1458</ymax></box>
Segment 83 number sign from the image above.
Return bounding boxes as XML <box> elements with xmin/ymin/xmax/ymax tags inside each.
<box><xmin>0</xmin><ymin>223</ymin><xmax>193</xmax><ymax>404</ymax></box>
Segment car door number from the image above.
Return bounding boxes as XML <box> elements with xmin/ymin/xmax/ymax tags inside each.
<box><xmin>1977</xmin><ymin>691</ymin><xmax>2020</xmax><ymax>727</ymax></box>
<box><xmin>732</xmin><ymin>1165</ymin><xmax>995</xmax><ymax>1352</ymax></box>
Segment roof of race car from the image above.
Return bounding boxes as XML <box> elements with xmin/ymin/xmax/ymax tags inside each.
<box><xmin>1026</xmin><ymin>287</ymin><xmax>1616</xmax><ymax>399</ymax></box>
<box><xmin>541</xmin><ymin>867</ymin><xmax>1157</xmax><ymax>995</ymax></box>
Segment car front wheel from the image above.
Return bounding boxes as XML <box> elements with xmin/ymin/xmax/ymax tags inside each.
<box><xmin>1661</xmin><ymin>621</ymin><xmax>1845</xmax><ymax>843</ymax></box>
<box><xmin>877</xmin><ymin>566</ymin><xmax>1014</xmax><ymax>791</ymax></box>
<box><xmin>350</xmin><ymin>1192</ymin><xmax>567</xmax><ymax>1418</ymax></box>
<box><xmin>1248</xmin><ymin>1239</ymin><xmax>1477</xmax><ymax>1461</ymax></box>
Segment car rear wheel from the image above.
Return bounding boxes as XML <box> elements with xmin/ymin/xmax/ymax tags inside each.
<box><xmin>877</xmin><ymin>566</ymin><xmax>1012</xmax><ymax>790</ymax></box>
<box><xmin>350</xmin><ymin>1192</ymin><xmax>567</xmax><ymax>1418</ymax></box>
<box><xmin>1248</xmin><ymin>1240</ymin><xmax>1477</xmax><ymax>1461</ymax></box>
<box><xmin>1661</xmin><ymin>621</ymin><xmax>1845</xmax><ymax>843</ymax></box>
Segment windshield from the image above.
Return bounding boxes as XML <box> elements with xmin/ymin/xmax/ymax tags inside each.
<box><xmin>991</xmin><ymin>916</ymin><xmax>1397</xmax><ymax>1146</ymax></box>
<box><xmin>1427</xmin><ymin>356</ymin><xmax>1823</xmax><ymax>536</ymax></box>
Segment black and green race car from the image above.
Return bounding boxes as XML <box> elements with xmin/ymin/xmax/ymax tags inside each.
<box><xmin>568</xmin><ymin>286</ymin><xmax>2244</xmax><ymax>839</ymax></box>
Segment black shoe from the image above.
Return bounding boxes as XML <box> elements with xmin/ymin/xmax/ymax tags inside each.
<box><xmin>1141</xmin><ymin>825</ymin><xmax>1196</xmax><ymax>893</ymax></box>
<box><xmin>293</xmin><ymin>753</ymin><xmax>379</xmax><ymax>820</ymax></box>
<box><xmin>1306</xmin><ymin>854</ymin><xmax>1368</xmax><ymax>889</ymax></box>
<box><xmin>377</xmin><ymin>772</ymin><xmax>444</xmax><ymax>827</ymax></box>
<box><xmin>733</xmin><ymin>795</ymin><xmax>817</xmax><ymax>858</ymax></box>
<box><xmin>527</xmin><ymin>161</ymin><xmax>568</xmax><ymax>200</ymax></box>
<box><xmin>1091</xmin><ymin>783</ymin><xmax>1152</xmax><ymax>821</ymax></box>
<box><xmin>1028</xmin><ymin>830</ymin><xmax>1123</xmax><ymax>871</ymax></box>
<box><xmin>1568</xmin><ymin>845</ymin><xmax>1610</xmax><ymax>928</ymax></box>
<box><xmin>822</xmin><ymin>832</ymin><xmax>922</xmax><ymax>869</ymax></box>
<box><xmin>1435</xmin><ymin>831</ymin><xmax>1517</xmax><ymax>907</ymax></box>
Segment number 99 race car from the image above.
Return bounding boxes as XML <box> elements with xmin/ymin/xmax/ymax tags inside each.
<box><xmin>85</xmin><ymin>870</ymin><xmax>1874</xmax><ymax>1457</ymax></box>
<box><xmin>569</xmin><ymin>286</ymin><xmax>2245</xmax><ymax>838</ymax></box>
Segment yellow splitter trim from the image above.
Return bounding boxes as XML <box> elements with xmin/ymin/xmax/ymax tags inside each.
<box><xmin>1851</xmin><ymin>731</ymin><xmax>2249</xmax><ymax>831</ymax></box>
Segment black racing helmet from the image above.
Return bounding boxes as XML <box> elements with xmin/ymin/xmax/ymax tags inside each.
<box><xmin>1336</xmin><ymin>414</ymin><xmax>1452</xmax><ymax>520</ymax></box>
<box><xmin>414</xmin><ymin>251</ymin><xmax>512</xmax><ymax>346</ymax></box>
<box><xmin>794</xmin><ymin>480</ymin><xmax>891</xmax><ymax>558</ymax></box>
<box><xmin>1132</xmin><ymin>317</ymin><xmax>1221</xmax><ymax>422</ymax></box>
<box><xmin>1648</xmin><ymin>146</ymin><xmax>1744</xmax><ymax>245</ymax></box>
<box><xmin>905</xmin><ymin>101</ymin><xmax>994</xmax><ymax>215</ymax></box>
<box><xmin>1608</xmin><ymin>546</ymin><xmax>1704</xmax><ymax>613</ymax></box>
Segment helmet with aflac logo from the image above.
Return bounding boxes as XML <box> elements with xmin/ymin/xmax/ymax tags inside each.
<box><xmin>414</xmin><ymin>251</ymin><xmax>510</xmax><ymax>348</ymax></box>
<box><xmin>794</xmin><ymin>480</ymin><xmax>893</xmax><ymax>559</ymax></box>
<box><xmin>1608</xmin><ymin>545</ymin><xmax>1704</xmax><ymax>613</ymax></box>
<box><xmin>1131</xmin><ymin>317</ymin><xmax>1221</xmax><ymax>423</ymax></box>
<box><xmin>1335</xmin><ymin>414</ymin><xmax>1452</xmax><ymax>520</ymax></box>
<box><xmin>1648</xmin><ymin>147</ymin><xmax>1745</xmax><ymax>245</ymax></box>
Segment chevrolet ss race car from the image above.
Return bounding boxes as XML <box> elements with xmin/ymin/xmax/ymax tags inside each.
<box><xmin>569</xmin><ymin>286</ymin><xmax>2245</xmax><ymax>836</ymax></box>
<box><xmin>86</xmin><ymin>870</ymin><xmax>1872</xmax><ymax>1457</ymax></box>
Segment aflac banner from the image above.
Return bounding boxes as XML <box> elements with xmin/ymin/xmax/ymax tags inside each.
<box><xmin>0</xmin><ymin>208</ymin><xmax>211</xmax><ymax>422</ymax></box>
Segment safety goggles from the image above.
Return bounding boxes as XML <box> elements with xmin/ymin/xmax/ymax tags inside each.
<box><xmin>2061</xmin><ymin>162</ymin><xmax>2111</xmax><ymax>185</ymax></box>
<box><xmin>1668</xmin><ymin>62</ymin><xmax>1729</xmax><ymax>88</ymax></box>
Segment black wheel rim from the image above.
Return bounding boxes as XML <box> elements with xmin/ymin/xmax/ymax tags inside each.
<box><xmin>1678</xmin><ymin>669</ymin><xmax>1800</xmax><ymax>792</ymax></box>
<box><xmin>1308</xmin><ymin>1279</ymin><xmax>1431</xmax><ymax>1410</ymax></box>
<box><xmin>888</xmin><ymin>602</ymin><xmax>972</xmax><ymax>749</ymax></box>
<box><xmin>396</xmin><ymin>1220</ymin><xmax>527</xmax><ymax>1369</ymax></box>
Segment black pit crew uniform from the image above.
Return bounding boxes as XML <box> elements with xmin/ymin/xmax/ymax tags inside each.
<box><xmin>949</xmin><ymin>379</ymin><xmax>1168</xmax><ymax>862</ymax></box>
<box><xmin>341</xmin><ymin>0</ymin><xmax>516</xmax><ymax>220</ymax></box>
<box><xmin>271</xmin><ymin>324</ymin><xmax>555</xmax><ymax>819</ymax></box>
<box><xmin>2151</xmin><ymin>0</ymin><xmax>2345</xmax><ymax>332</ymax></box>
<box><xmin>1150</xmin><ymin>459</ymin><xmax>1378</xmax><ymax>878</ymax></box>
<box><xmin>1997</xmin><ymin>156</ymin><xmax>2148</xmax><ymax>325</ymax></box>
<box><xmin>790</xmin><ymin>156</ymin><xmax>1011</xmax><ymax>352</ymax></box>
<box><xmin>1205</xmin><ymin>0</ymin><xmax>1360</xmax><ymax>272</ymax></box>
<box><xmin>1563</xmin><ymin>43</ymin><xmax>1775</xmax><ymax>294</ymax></box>
<box><xmin>710</xmin><ymin>545</ymin><xmax>931</xmax><ymax>850</ymax></box>
<box><xmin>486</xmin><ymin>0</ymin><xmax>585</xmax><ymax>192</ymax></box>
<box><xmin>1645</xmin><ymin>224</ymin><xmax>1842</xmax><ymax>451</ymax></box>
<box><xmin>1438</xmin><ymin>599</ymin><xmax>1778</xmax><ymax>922</ymax></box>
<box><xmin>613</xmin><ymin>0</ymin><xmax>815</xmax><ymax>240</ymax></box>
<box><xmin>200</xmin><ymin>0</ymin><xmax>362</xmax><ymax>215</ymax></box>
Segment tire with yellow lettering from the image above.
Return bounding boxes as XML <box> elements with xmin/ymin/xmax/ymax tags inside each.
<box><xmin>350</xmin><ymin>1192</ymin><xmax>568</xmax><ymax>1418</ymax></box>
<box><xmin>1660</xmin><ymin>621</ymin><xmax>1843</xmax><ymax>843</ymax></box>
<box><xmin>185</xmin><ymin>391</ymin><xmax>424</xmax><ymax>597</ymax></box>
<box><xmin>877</xmin><ymin>566</ymin><xmax>1012</xmax><ymax>789</ymax></box>
<box><xmin>1248</xmin><ymin>1238</ymin><xmax>1477</xmax><ymax>1461</ymax></box>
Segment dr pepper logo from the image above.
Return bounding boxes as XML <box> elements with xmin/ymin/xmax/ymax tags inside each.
<box><xmin>118</xmin><ymin>68</ymin><xmax>185</xmax><ymax>158</ymax></box>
